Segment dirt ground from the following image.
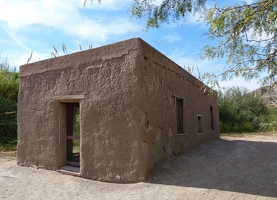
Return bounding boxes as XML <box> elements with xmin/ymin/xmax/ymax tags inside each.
<box><xmin>1</xmin><ymin>134</ymin><xmax>277</xmax><ymax>200</ymax></box>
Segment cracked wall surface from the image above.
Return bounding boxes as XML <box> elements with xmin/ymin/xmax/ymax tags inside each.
<box><xmin>17</xmin><ymin>38</ymin><xmax>219</xmax><ymax>183</ymax></box>
<box><xmin>135</xmin><ymin>40</ymin><xmax>220</xmax><ymax>174</ymax></box>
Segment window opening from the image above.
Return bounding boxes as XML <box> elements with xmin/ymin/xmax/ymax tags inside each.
<box><xmin>176</xmin><ymin>98</ymin><xmax>184</xmax><ymax>134</ymax></box>
<box><xmin>210</xmin><ymin>106</ymin><xmax>214</xmax><ymax>131</ymax></box>
<box><xmin>197</xmin><ymin>115</ymin><xmax>202</xmax><ymax>134</ymax></box>
<box><xmin>66</xmin><ymin>103</ymin><xmax>80</xmax><ymax>167</ymax></box>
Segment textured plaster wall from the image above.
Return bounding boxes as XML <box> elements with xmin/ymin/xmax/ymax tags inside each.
<box><xmin>17</xmin><ymin>38</ymin><xmax>219</xmax><ymax>183</ymax></box>
<box><xmin>135</xmin><ymin>40</ymin><xmax>219</xmax><ymax>175</ymax></box>
<box><xmin>18</xmin><ymin>39</ymin><xmax>146</xmax><ymax>182</ymax></box>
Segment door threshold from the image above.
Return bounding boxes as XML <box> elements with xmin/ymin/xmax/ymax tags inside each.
<box><xmin>59</xmin><ymin>165</ymin><xmax>80</xmax><ymax>176</ymax></box>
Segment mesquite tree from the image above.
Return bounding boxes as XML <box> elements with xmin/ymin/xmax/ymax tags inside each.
<box><xmin>87</xmin><ymin>0</ymin><xmax>277</xmax><ymax>86</ymax></box>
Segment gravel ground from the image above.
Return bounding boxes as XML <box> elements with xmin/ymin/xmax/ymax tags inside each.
<box><xmin>0</xmin><ymin>134</ymin><xmax>277</xmax><ymax>200</ymax></box>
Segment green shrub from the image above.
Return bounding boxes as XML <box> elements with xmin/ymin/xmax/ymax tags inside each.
<box><xmin>0</xmin><ymin>59</ymin><xmax>19</xmax><ymax>145</ymax></box>
<box><xmin>219</xmin><ymin>86</ymin><xmax>269</xmax><ymax>133</ymax></box>
<box><xmin>0</xmin><ymin>70</ymin><xmax>19</xmax><ymax>103</ymax></box>
<box><xmin>0</xmin><ymin>98</ymin><xmax>17</xmax><ymax>144</ymax></box>
<box><xmin>259</xmin><ymin>107</ymin><xmax>277</xmax><ymax>131</ymax></box>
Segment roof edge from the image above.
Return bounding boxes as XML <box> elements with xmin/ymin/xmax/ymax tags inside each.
<box><xmin>19</xmin><ymin>38</ymin><xmax>143</xmax><ymax>77</ymax></box>
<box><xmin>136</xmin><ymin>39</ymin><xmax>216</xmax><ymax>95</ymax></box>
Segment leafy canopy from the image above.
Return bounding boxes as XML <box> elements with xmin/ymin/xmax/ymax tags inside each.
<box><xmin>202</xmin><ymin>0</ymin><xmax>277</xmax><ymax>87</ymax></box>
<box><xmin>88</xmin><ymin>0</ymin><xmax>277</xmax><ymax>87</ymax></box>
<box><xmin>132</xmin><ymin>0</ymin><xmax>277</xmax><ymax>86</ymax></box>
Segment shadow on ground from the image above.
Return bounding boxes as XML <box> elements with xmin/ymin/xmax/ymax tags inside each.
<box><xmin>147</xmin><ymin>137</ymin><xmax>277</xmax><ymax>198</ymax></box>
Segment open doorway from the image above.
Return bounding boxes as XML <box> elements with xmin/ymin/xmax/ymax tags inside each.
<box><xmin>65</xmin><ymin>103</ymin><xmax>80</xmax><ymax>170</ymax></box>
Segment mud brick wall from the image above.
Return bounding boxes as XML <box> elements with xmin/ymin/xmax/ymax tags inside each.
<box><xmin>17</xmin><ymin>38</ymin><xmax>219</xmax><ymax>183</ymax></box>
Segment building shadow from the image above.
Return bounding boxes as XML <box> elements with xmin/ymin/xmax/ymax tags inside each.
<box><xmin>146</xmin><ymin>137</ymin><xmax>277</xmax><ymax>198</ymax></box>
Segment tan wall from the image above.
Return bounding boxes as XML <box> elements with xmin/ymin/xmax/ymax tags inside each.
<box><xmin>17</xmin><ymin>38</ymin><xmax>219</xmax><ymax>183</ymax></box>
<box><xmin>135</xmin><ymin>40</ymin><xmax>220</xmax><ymax>176</ymax></box>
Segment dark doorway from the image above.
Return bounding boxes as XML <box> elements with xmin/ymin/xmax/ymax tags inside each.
<box><xmin>66</xmin><ymin>103</ymin><xmax>80</xmax><ymax>167</ymax></box>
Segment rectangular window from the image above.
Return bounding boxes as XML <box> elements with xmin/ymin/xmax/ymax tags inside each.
<box><xmin>197</xmin><ymin>115</ymin><xmax>202</xmax><ymax>134</ymax></box>
<box><xmin>176</xmin><ymin>98</ymin><xmax>184</xmax><ymax>134</ymax></box>
<box><xmin>66</xmin><ymin>103</ymin><xmax>80</xmax><ymax>168</ymax></box>
<box><xmin>210</xmin><ymin>106</ymin><xmax>214</xmax><ymax>131</ymax></box>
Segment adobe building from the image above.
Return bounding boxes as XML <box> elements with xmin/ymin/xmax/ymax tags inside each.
<box><xmin>17</xmin><ymin>38</ymin><xmax>220</xmax><ymax>183</ymax></box>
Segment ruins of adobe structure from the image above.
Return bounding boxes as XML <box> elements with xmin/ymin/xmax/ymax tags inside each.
<box><xmin>17</xmin><ymin>38</ymin><xmax>220</xmax><ymax>183</ymax></box>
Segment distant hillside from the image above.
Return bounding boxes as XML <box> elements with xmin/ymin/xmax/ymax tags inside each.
<box><xmin>252</xmin><ymin>84</ymin><xmax>277</xmax><ymax>107</ymax></box>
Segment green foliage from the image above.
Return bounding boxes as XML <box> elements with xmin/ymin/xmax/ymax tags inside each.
<box><xmin>0</xmin><ymin>58</ymin><xmax>19</xmax><ymax>103</ymax></box>
<box><xmin>202</xmin><ymin>0</ymin><xmax>277</xmax><ymax>87</ymax></box>
<box><xmin>130</xmin><ymin>0</ymin><xmax>277</xmax><ymax>86</ymax></box>
<box><xmin>0</xmin><ymin>71</ymin><xmax>19</xmax><ymax>103</ymax></box>
<box><xmin>73</xmin><ymin>107</ymin><xmax>80</xmax><ymax>137</ymax></box>
<box><xmin>259</xmin><ymin>107</ymin><xmax>277</xmax><ymax>131</ymax></box>
<box><xmin>0</xmin><ymin>59</ymin><xmax>19</xmax><ymax>146</ymax></box>
<box><xmin>218</xmin><ymin>86</ymin><xmax>269</xmax><ymax>133</ymax></box>
<box><xmin>0</xmin><ymin>98</ymin><xmax>17</xmax><ymax>144</ymax></box>
<box><xmin>0</xmin><ymin>142</ymin><xmax>17</xmax><ymax>152</ymax></box>
<box><xmin>131</xmin><ymin>0</ymin><xmax>206</xmax><ymax>28</ymax></box>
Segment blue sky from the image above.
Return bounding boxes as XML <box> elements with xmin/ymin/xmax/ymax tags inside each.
<box><xmin>0</xmin><ymin>0</ymin><xmax>261</xmax><ymax>91</ymax></box>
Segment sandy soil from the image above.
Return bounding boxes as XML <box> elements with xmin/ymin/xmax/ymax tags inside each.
<box><xmin>1</xmin><ymin>134</ymin><xmax>277</xmax><ymax>200</ymax></box>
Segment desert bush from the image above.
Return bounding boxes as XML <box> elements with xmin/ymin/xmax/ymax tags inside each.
<box><xmin>219</xmin><ymin>86</ymin><xmax>269</xmax><ymax>133</ymax></box>
<box><xmin>259</xmin><ymin>107</ymin><xmax>277</xmax><ymax>131</ymax></box>
<box><xmin>0</xmin><ymin>59</ymin><xmax>19</xmax><ymax>145</ymax></box>
<box><xmin>0</xmin><ymin>62</ymin><xmax>19</xmax><ymax>102</ymax></box>
<box><xmin>0</xmin><ymin>98</ymin><xmax>17</xmax><ymax>143</ymax></box>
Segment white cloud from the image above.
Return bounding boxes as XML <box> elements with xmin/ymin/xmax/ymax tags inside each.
<box><xmin>84</xmin><ymin>0</ymin><xmax>132</xmax><ymax>10</ymax></box>
<box><xmin>186</xmin><ymin>12</ymin><xmax>205</xmax><ymax>25</ymax></box>
<box><xmin>0</xmin><ymin>0</ymin><xmax>139</xmax><ymax>42</ymax></box>
<box><xmin>150</xmin><ymin>0</ymin><xmax>165</xmax><ymax>6</ymax></box>
<box><xmin>0</xmin><ymin>0</ymin><xmax>140</xmax><ymax>66</ymax></box>
<box><xmin>162</xmin><ymin>34</ymin><xmax>182</xmax><ymax>43</ymax></box>
<box><xmin>244</xmin><ymin>28</ymin><xmax>274</xmax><ymax>48</ymax></box>
<box><xmin>218</xmin><ymin>77</ymin><xmax>260</xmax><ymax>91</ymax></box>
<box><xmin>244</xmin><ymin>0</ymin><xmax>254</xmax><ymax>4</ymax></box>
<box><xmin>2</xmin><ymin>49</ymin><xmax>50</xmax><ymax>68</ymax></box>
<box><xmin>0</xmin><ymin>0</ymin><xmax>77</xmax><ymax>29</ymax></box>
<box><xmin>74</xmin><ymin>17</ymin><xmax>139</xmax><ymax>41</ymax></box>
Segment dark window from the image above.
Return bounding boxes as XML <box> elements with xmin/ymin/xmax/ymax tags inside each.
<box><xmin>210</xmin><ymin>106</ymin><xmax>214</xmax><ymax>131</ymax></box>
<box><xmin>197</xmin><ymin>115</ymin><xmax>202</xmax><ymax>133</ymax></box>
<box><xmin>176</xmin><ymin>98</ymin><xmax>184</xmax><ymax>134</ymax></box>
<box><xmin>66</xmin><ymin>103</ymin><xmax>80</xmax><ymax>167</ymax></box>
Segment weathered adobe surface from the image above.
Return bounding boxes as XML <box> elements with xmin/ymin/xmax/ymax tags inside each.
<box><xmin>135</xmin><ymin>40</ymin><xmax>219</xmax><ymax>173</ymax></box>
<box><xmin>17</xmin><ymin>38</ymin><xmax>219</xmax><ymax>183</ymax></box>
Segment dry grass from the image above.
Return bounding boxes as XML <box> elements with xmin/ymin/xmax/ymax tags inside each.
<box><xmin>0</xmin><ymin>150</ymin><xmax>17</xmax><ymax>158</ymax></box>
